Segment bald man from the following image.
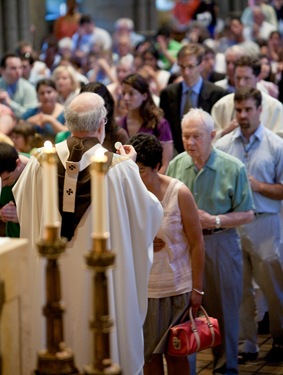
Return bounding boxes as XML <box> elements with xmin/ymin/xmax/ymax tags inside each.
<box><xmin>13</xmin><ymin>92</ymin><xmax>163</xmax><ymax>375</ymax></box>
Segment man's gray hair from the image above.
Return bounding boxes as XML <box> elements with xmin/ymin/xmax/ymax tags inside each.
<box><xmin>64</xmin><ymin>93</ymin><xmax>107</xmax><ymax>133</ymax></box>
<box><xmin>225</xmin><ymin>45</ymin><xmax>245</xmax><ymax>58</ymax></box>
<box><xmin>181</xmin><ymin>108</ymin><xmax>215</xmax><ymax>133</ymax></box>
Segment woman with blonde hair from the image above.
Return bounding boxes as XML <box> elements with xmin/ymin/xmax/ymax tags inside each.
<box><xmin>52</xmin><ymin>65</ymin><xmax>81</xmax><ymax>103</ymax></box>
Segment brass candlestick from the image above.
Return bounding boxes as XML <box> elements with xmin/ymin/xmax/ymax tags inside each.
<box><xmin>35</xmin><ymin>225</ymin><xmax>79</xmax><ymax>375</ymax></box>
<box><xmin>84</xmin><ymin>238</ymin><xmax>121</xmax><ymax>375</ymax></box>
<box><xmin>83</xmin><ymin>158</ymin><xmax>121</xmax><ymax>375</ymax></box>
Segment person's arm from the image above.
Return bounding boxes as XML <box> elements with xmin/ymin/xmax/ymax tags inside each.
<box><xmin>0</xmin><ymin>114</ymin><xmax>16</xmax><ymax>134</ymax></box>
<box><xmin>159</xmin><ymin>141</ymin><xmax>173</xmax><ymax>175</ymax></box>
<box><xmin>157</xmin><ymin>118</ymin><xmax>173</xmax><ymax>174</ymax></box>
<box><xmin>220</xmin><ymin>119</ymin><xmax>239</xmax><ymax>137</ymax></box>
<box><xmin>156</xmin><ymin>36</ymin><xmax>177</xmax><ymax>68</ymax></box>
<box><xmin>53</xmin><ymin>17</ymin><xmax>62</xmax><ymax>40</ymax></box>
<box><xmin>40</xmin><ymin>114</ymin><xmax>66</xmax><ymax>133</ymax></box>
<box><xmin>211</xmin><ymin>95</ymin><xmax>235</xmax><ymax>141</ymax></box>
<box><xmin>26</xmin><ymin>113</ymin><xmax>66</xmax><ymax>134</ymax></box>
<box><xmin>249</xmin><ymin>176</ymin><xmax>283</xmax><ymax>200</ymax></box>
<box><xmin>8</xmin><ymin>84</ymin><xmax>38</xmax><ymax>118</ymax></box>
<box><xmin>179</xmin><ymin>184</ymin><xmax>205</xmax><ymax>315</ymax></box>
<box><xmin>198</xmin><ymin>209</ymin><xmax>254</xmax><ymax>229</ymax></box>
<box><xmin>96</xmin><ymin>58</ymin><xmax>116</xmax><ymax>84</ymax></box>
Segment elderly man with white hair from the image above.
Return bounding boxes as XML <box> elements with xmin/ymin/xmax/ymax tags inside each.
<box><xmin>167</xmin><ymin>108</ymin><xmax>254</xmax><ymax>375</ymax></box>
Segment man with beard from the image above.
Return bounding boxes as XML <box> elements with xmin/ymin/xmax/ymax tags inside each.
<box><xmin>215</xmin><ymin>87</ymin><xmax>283</xmax><ymax>363</ymax></box>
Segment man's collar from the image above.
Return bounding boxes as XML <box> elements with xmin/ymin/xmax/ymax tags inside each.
<box><xmin>233</xmin><ymin>123</ymin><xmax>264</xmax><ymax>141</ymax></box>
<box><xmin>182</xmin><ymin>77</ymin><xmax>203</xmax><ymax>94</ymax></box>
<box><xmin>184</xmin><ymin>147</ymin><xmax>216</xmax><ymax>171</ymax></box>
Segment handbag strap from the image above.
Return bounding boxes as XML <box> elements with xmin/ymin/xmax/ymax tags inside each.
<box><xmin>188</xmin><ymin>306</ymin><xmax>217</xmax><ymax>350</ymax></box>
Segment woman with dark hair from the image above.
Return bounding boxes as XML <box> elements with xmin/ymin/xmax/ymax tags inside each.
<box><xmin>55</xmin><ymin>82</ymin><xmax>129</xmax><ymax>151</ymax></box>
<box><xmin>22</xmin><ymin>78</ymin><xmax>66</xmax><ymax>140</ymax></box>
<box><xmin>129</xmin><ymin>133</ymin><xmax>204</xmax><ymax>375</ymax></box>
<box><xmin>140</xmin><ymin>46</ymin><xmax>170</xmax><ymax>95</ymax></box>
<box><xmin>259</xmin><ymin>54</ymin><xmax>279</xmax><ymax>98</ymax></box>
<box><xmin>119</xmin><ymin>73</ymin><xmax>173</xmax><ymax>173</ymax></box>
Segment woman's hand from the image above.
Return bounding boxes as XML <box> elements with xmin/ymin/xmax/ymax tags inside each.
<box><xmin>27</xmin><ymin>113</ymin><xmax>44</xmax><ymax>127</ymax></box>
<box><xmin>190</xmin><ymin>290</ymin><xmax>203</xmax><ymax>317</ymax></box>
<box><xmin>27</xmin><ymin>113</ymin><xmax>53</xmax><ymax>128</ymax></box>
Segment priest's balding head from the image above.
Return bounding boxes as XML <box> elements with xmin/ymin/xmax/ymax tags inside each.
<box><xmin>64</xmin><ymin>92</ymin><xmax>107</xmax><ymax>142</ymax></box>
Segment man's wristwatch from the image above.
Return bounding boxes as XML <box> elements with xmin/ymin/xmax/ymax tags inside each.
<box><xmin>215</xmin><ymin>216</ymin><xmax>221</xmax><ymax>229</ymax></box>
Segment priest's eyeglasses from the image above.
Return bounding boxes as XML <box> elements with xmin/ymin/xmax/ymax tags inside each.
<box><xmin>101</xmin><ymin>117</ymin><xmax>108</xmax><ymax>125</ymax></box>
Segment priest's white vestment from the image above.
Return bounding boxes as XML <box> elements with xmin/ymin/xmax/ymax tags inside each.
<box><xmin>13</xmin><ymin>141</ymin><xmax>163</xmax><ymax>375</ymax></box>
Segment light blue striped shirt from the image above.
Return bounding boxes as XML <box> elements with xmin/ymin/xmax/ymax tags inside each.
<box><xmin>215</xmin><ymin>124</ymin><xmax>283</xmax><ymax>213</ymax></box>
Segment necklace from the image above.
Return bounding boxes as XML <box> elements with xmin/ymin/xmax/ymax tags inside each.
<box><xmin>241</xmin><ymin>136</ymin><xmax>258</xmax><ymax>160</ymax></box>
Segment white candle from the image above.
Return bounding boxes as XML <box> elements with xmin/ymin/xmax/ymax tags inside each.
<box><xmin>91</xmin><ymin>148</ymin><xmax>108</xmax><ymax>239</ymax></box>
<box><xmin>43</xmin><ymin>141</ymin><xmax>58</xmax><ymax>227</ymax></box>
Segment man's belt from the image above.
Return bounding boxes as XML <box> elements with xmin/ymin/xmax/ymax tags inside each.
<box><xmin>202</xmin><ymin>228</ymin><xmax>224</xmax><ymax>235</ymax></box>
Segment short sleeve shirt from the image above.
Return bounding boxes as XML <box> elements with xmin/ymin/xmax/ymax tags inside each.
<box><xmin>167</xmin><ymin>148</ymin><xmax>254</xmax><ymax>214</ymax></box>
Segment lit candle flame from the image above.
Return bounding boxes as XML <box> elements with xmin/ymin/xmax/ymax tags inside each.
<box><xmin>94</xmin><ymin>148</ymin><xmax>107</xmax><ymax>162</ymax></box>
<box><xmin>44</xmin><ymin>140</ymin><xmax>54</xmax><ymax>153</ymax></box>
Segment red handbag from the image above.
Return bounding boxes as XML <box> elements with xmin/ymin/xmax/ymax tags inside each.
<box><xmin>167</xmin><ymin>305</ymin><xmax>222</xmax><ymax>356</ymax></box>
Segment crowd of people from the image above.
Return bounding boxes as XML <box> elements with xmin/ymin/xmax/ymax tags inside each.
<box><xmin>0</xmin><ymin>0</ymin><xmax>283</xmax><ymax>374</ymax></box>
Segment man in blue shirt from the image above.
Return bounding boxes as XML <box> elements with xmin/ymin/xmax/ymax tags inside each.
<box><xmin>0</xmin><ymin>53</ymin><xmax>38</xmax><ymax>119</ymax></box>
<box><xmin>215</xmin><ymin>87</ymin><xmax>283</xmax><ymax>363</ymax></box>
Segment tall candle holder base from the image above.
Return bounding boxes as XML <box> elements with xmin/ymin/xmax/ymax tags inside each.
<box><xmin>83</xmin><ymin>237</ymin><xmax>121</xmax><ymax>375</ymax></box>
<box><xmin>35</xmin><ymin>226</ymin><xmax>80</xmax><ymax>375</ymax></box>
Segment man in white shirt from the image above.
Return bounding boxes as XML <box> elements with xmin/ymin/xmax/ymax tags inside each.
<box><xmin>212</xmin><ymin>55</ymin><xmax>283</xmax><ymax>139</ymax></box>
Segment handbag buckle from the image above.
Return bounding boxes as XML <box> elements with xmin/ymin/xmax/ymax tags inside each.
<box><xmin>172</xmin><ymin>336</ymin><xmax>181</xmax><ymax>350</ymax></box>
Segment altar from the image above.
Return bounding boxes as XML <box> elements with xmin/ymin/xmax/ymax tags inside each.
<box><xmin>0</xmin><ymin>237</ymin><xmax>30</xmax><ymax>375</ymax></box>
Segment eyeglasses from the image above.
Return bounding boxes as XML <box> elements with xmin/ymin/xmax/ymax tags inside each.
<box><xmin>101</xmin><ymin>117</ymin><xmax>108</xmax><ymax>125</ymax></box>
<box><xmin>178</xmin><ymin>62</ymin><xmax>200</xmax><ymax>71</ymax></box>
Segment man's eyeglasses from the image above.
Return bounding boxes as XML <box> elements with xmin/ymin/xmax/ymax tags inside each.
<box><xmin>178</xmin><ymin>62</ymin><xmax>200</xmax><ymax>71</ymax></box>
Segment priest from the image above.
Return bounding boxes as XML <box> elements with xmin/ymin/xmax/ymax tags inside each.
<box><xmin>13</xmin><ymin>92</ymin><xmax>163</xmax><ymax>375</ymax></box>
